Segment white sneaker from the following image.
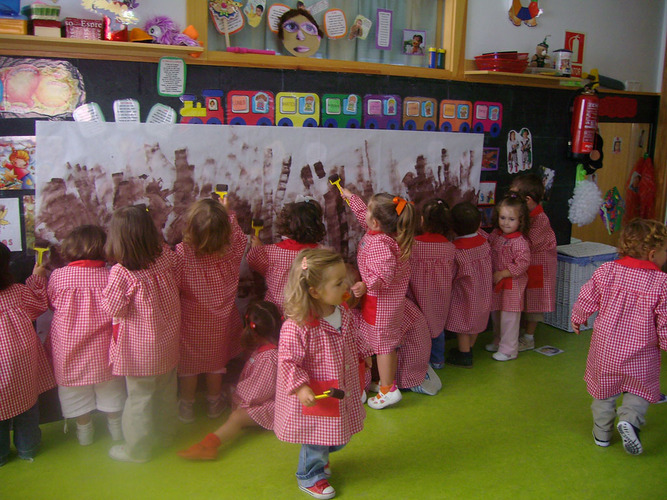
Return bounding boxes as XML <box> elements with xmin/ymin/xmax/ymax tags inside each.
<box><xmin>76</xmin><ymin>421</ymin><xmax>94</xmax><ymax>446</ymax></box>
<box><xmin>109</xmin><ymin>444</ymin><xmax>149</xmax><ymax>463</ymax></box>
<box><xmin>107</xmin><ymin>417</ymin><xmax>123</xmax><ymax>441</ymax></box>
<box><xmin>617</xmin><ymin>421</ymin><xmax>643</xmax><ymax>455</ymax></box>
<box><xmin>492</xmin><ymin>351</ymin><xmax>517</xmax><ymax>361</ymax></box>
<box><xmin>367</xmin><ymin>385</ymin><xmax>402</xmax><ymax>409</ymax></box>
<box><xmin>206</xmin><ymin>396</ymin><xmax>226</xmax><ymax>419</ymax></box>
<box><xmin>178</xmin><ymin>400</ymin><xmax>195</xmax><ymax>424</ymax></box>
<box><xmin>518</xmin><ymin>336</ymin><xmax>535</xmax><ymax>352</ymax></box>
<box><xmin>484</xmin><ymin>343</ymin><xmax>499</xmax><ymax>352</ymax></box>
<box><xmin>410</xmin><ymin>365</ymin><xmax>442</xmax><ymax>396</ymax></box>
<box><xmin>368</xmin><ymin>381</ymin><xmax>380</xmax><ymax>393</ymax></box>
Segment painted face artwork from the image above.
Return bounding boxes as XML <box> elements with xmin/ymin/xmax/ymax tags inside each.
<box><xmin>281</xmin><ymin>14</ymin><xmax>321</xmax><ymax>57</ymax></box>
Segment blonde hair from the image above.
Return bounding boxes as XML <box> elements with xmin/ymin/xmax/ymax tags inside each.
<box><xmin>182</xmin><ymin>198</ymin><xmax>232</xmax><ymax>256</ymax></box>
<box><xmin>369</xmin><ymin>193</ymin><xmax>417</xmax><ymax>260</ymax></box>
<box><xmin>617</xmin><ymin>218</ymin><xmax>667</xmax><ymax>259</ymax></box>
<box><xmin>284</xmin><ymin>247</ymin><xmax>344</xmax><ymax>325</ymax></box>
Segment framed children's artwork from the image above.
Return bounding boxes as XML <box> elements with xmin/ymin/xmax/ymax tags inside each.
<box><xmin>479</xmin><ymin>206</ymin><xmax>494</xmax><ymax>229</ymax></box>
<box><xmin>477</xmin><ymin>181</ymin><xmax>497</xmax><ymax>206</ymax></box>
<box><xmin>403</xmin><ymin>29</ymin><xmax>426</xmax><ymax>56</ymax></box>
<box><xmin>0</xmin><ymin>194</ymin><xmax>23</xmax><ymax>251</ymax></box>
<box><xmin>482</xmin><ymin>147</ymin><xmax>499</xmax><ymax>171</ymax></box>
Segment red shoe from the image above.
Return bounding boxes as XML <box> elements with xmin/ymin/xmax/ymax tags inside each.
<box><xmin>177</xmin><ymin>434</ymin><xmax>220</xmax><ymax>460</ymax></box>
<box><xmin>299</xmin><ymin>478</ymin><xmax>336</xmax><ymax>499</ymax></box>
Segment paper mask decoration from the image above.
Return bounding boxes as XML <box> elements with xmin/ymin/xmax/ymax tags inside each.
<box><xmin>277</xmin><ymin>9</ymin><xmax>322</xmax><ymax>57</ymax></box>
<box><xmin>243</xmin><ymin>0</ymin><xmax>266</xmax><ymax>28</ymax></box>
<box><xmin>209</xmin><ymin>1</ymin><xmax>245</xmax><ymax>38</ymax></box>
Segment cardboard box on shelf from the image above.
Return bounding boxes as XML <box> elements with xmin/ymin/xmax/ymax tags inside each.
<box><xmin>31</xmin><ymin>19</ymin><xmax>61</xmax><ymax>37</ymax></box>
<box><xmin>63</xmin><ymin>17</ymin><xmax>103</xmax><ymax>40</ymax></box>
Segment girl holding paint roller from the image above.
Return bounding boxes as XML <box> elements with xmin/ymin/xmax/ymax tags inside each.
<box><xmin>275</xmin><ymin>248</ymin><xmax>372</xmax><ymax>500</ymax></box>
<box><xmin>247</xmin><ymin>199</ymin><xmax>326</xmax><ymax>314</ymax></box>
<box><xmin>175</xmin><ymin>197</ymin><xmax>247</xmax><ymax>423</ymax></box>
<box><xmin>177</xmin><ymin>300</ymin><xmax>283</xmax><ymax>460</ymax></box>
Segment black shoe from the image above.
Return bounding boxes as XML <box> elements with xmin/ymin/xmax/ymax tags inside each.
<box><xmin>617</xmin><ymin>421</ymin><xmax>643</xmax><ymax>455</ymax></box>
<box><xmin>445</xmin><ymin>348</ymin><xmax>473</xmax><ymax>368</ymax></box>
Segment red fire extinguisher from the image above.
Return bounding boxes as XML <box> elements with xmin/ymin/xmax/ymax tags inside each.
<box><xmin>569</xmin><ymin>84</ymin><xmax>599</xmax><ymax>159</ymax></box>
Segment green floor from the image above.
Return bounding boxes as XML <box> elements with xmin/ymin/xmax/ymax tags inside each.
<box><xmin>2</xmin><ymin>325</ymin><xmax>666</xmax><ymax>500</ymax></box>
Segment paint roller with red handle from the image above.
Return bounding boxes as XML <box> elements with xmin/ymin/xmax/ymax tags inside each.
<box><xmin>314</xmin><ymin>388</ymin><xmax>345</xmax><ymax>400</ymax></box>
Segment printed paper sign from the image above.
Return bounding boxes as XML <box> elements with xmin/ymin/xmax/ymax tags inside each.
<box><xmin>113</xmin><ymin>99</ymin><xmax>140</xmax><ymax>122</ymax></box>
<box><xmin>324</xmin><ymin>9</ymin><xmax>347</xmax><ymax>39</ymax></box>
<box><xmin>158</xmin><ymin>57</ymin><xmax>186</xmax><ymax>97</ymax></box>
<box><xmin>376</xmin><ymin>9</ymin><xmax>392</xmax><ymax>50</ymax></box>
<box><xmin>268</xmin><ymin>3</ymin><xmax>290</xmax><ymax>33</ymax></box>
<box><xmin>307</xmin><ymin>0</ymin><xmax>329</xmax><ymax>16</ymax></box>
<box><xmin>565</xmin><ymin>31</ymin><xmax>585</xmax><ymax>78</ymax></box>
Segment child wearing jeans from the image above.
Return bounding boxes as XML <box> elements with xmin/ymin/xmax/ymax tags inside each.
<box><xmin>47</xmin><ymin>225</ymin><xmax>125</xmax><ymax>445</ymax></box>
<box><xmin>571</xmin><ymin>218</ymin><xmax>667</xmax><ymax>455</ymax></box>
<box><xmin>0</xmin><ymin>243</ymin><xmax>52</xmax><ymax>466</ymax></box>
<box><xmin>274</xmin><ymin>248</ymin><xmax>372</xmax><ymax>499</ymax></box>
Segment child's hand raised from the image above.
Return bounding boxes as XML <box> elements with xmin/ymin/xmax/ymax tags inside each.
<box><xmin>296</xmin><ymin>384</ymin><xmax>316</xmax><ymax>407</ymax></box>
<box><xmin>340</xmin><ymin>187</ymin><xmax>353</xmax><ymax>201</ymax></box>
<box><xmin>351</xmin><ymin>280</ymin><xmax>367</xmax><ymax>298</ymax></box>
<box><xmin>251</xmin><ymin>235</ymin><xmax>263</xmax><ymax>248</ymax></box>
<box><xmin>33</xmin><ymin>264</ymin><xmax>47</xmax><ymax>278</ymax></box>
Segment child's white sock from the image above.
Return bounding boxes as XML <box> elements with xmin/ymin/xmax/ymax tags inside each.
<box><xmin>107</xmin><ymin>416</ymin><xmax>123</xmax><ymax>441</ymax></box>
<box><xmin>76</xmin><ymin>421</ymin><xmax>94</xmax><ymax>446</ymax></box>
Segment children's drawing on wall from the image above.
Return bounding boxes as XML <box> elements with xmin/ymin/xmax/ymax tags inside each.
<box><xmin>519</xmin><ymin>128</ymin><xmax>532</xmax><ymax>170</ymax></box>
<box><xmin>482</xmin><ymin>147</ymin><xmax>499</xmax><ymax>171</ymax></box>
<box><xmin>0</xmin><ymin>196</ymin><xmax>22</xmax><ymax>251</ymax></box>
<box><xmin>508</xmin><ymin>0</ymin><xmax>542</xmax><ymax>27</ymax></box>
<box><xmin>506</xmin><ymin>128</ymin><xmax>532</xmax><ymax>173</ymax></box>
<box><xmin>479</xmin><ymin>206</ymin><xmax>493</xmax><ymax>229</ymax></box>
<box><xmin>0</xmin><ymin>58</ymin><xmax>85</xmax><ymax>119</ymax></box>
<box><xmin>507</xmin><ymin>130</ymin><xmax>520</xmax><ymax>173</ymax></box>
<box><xmin>209</xmin><ymin>1</ymin><xmax>245</xmax><ymax>35</ymax></box>
<box><xmin>403</xmin><ymin>30</ymin><xmax>426</xmax><ymax>55</ymax></box>
<box><xmin>348</xmin><ymin>15</ymin><xmax>371</xmax><ymax>40</ymax></box>
<box><xmin>477</xmin><ymin>181</ymin><xmax>496</xmax><ymax>206</ymax></box>
<box><xmin>22</xmin><ymin>194</ymin><xmax>35</xmax><ymax>251</ymax></box>
<box><xmin>0</xmin><ymin>136</ymin><xmax>36</xmax><ymax>190</ymax></box>
<box><xmin>540</xmin><ymin>165</ymin><xmax>555</xmax><ymax>201</ymax></box>
<box><xmin>35</xmin><ymin>122</ymin><xmax>482</xmax><ymax>265</ymax></box>
<box><xmin>244</xmin><ymin>0</ymin><xmax>266</xmax><ymax>27</ymax></box>
<box><xmin>612</xmin><ymin>136</ymin><xmax>622</xmax><ymax>154</ymax></box>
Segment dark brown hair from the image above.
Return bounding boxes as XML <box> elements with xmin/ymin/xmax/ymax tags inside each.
<box><xmin>183</xmin><ymin>199</ymin><xmax>232</xmax><ymax>256</ymax></box>
<box><xmin>0</xmin><ymin>242</ymin><xmax>14</xmax><ymax>291</ymax></box>
<box><xmin>241</xmin><ymin>300</ymin><xmax>283</xmax><ymax>350</ymax></box>
<box><xmin>492</xmin><ymin>194</ymin><xmax>531</xmax><ymax>236</ymax></box>
<box><xmin>105</xmin><ymin>205</ymin><xmax>162</xmax><ymax>270</ymax></box>
<box><xmin>451</xmin><ymin>201</ymin><xmax>481</xmax><ymax>236</ymax></box>
<box><xmin>277</xmin><ymin>8</ymin><xmax>324</xmax><ymax>39</ymax></box>
<box><xmin>510</xmin><ymin>172</ymin><xmax>545</xmax><ymax>204</ymax></box>
<box><xmin>276</xmin><ymin>199</ymin><xmax>326</xmax><ymax>244</ymax></box>
<box><xmin>60</xmin><ymin>225</ymin><xmax>107</xmax><ymax>262</ymax></box>
<box><xmin>420</xmin><ymin>198</ymin><xmax>451</xmax><ymax>236</ymax></box>
<box><xmin>618</xmin><ymin>218</ymin><xmax>667</xmax><ymax>259</ymax></box>
<box><xmin>369</xmin><ymin>193</ymin><xmax>417</xmax><ymax>261</ymax></box>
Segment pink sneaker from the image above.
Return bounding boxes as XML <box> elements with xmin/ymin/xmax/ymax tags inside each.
<box><xmin>299</xmin><ymin>479</ymin><xmax>336</xmax><ymax>499</ymax></box>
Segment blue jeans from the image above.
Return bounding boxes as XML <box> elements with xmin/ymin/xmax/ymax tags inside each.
<box><xmin>296</xmin><ymin>443</ymin><xmax>345</xmax><ymax>487</ymax></box>
<box><xmin>430</xmin><ymin>331</ymin><xmax>446</xmax><ymax>365</ymax></box>
<box><xmin>0</xmin><ymin>402</ymin><xmax>41</xmax><ymax>462</ymax></box>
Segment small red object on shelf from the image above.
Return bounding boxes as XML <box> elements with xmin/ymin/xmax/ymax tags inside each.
<box><xmin>474</xmin><ymin>52</ymin><xmax>529</xmax><ymax>73</ymax></box>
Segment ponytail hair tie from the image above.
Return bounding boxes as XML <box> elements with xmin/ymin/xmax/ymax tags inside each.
<box><xmin>393</xmin><ymin>196</ymin><xmax>408</xmax><ymax>215</ymax></box>
<box><xmin>249</xmin><ymin>322</ymin><xmax>257</xmax><ymax>329</ymax></box>
<box><xmin>301</xmin><ymin>256</ymin><xmax>308</xmax><ymax>270</ymax></box>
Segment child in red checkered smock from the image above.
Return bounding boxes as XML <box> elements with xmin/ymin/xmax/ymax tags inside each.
<box><xmin>408</xmin><ymin>199</ymin><xmax>455</xmax><ymax>370</ymax></box>
<box><xmin>0</xmin><ymin>243</ymin><xmax>52</xmax><ymax>467</ymax></box>
<box><xmin>178</xmin><ymin>300</ymin><xmax>283</xmax><ymax>461</ymax></box>
<box><xmin>509</xmin><ymin>173</ymin><xmax>557</xmax><ymax>352</ymax></box>
<box><xmin>247</xmin><ymin>199</ymin><xmax>326</xmax><ymax>313</ymax></box>
<box><xmin>275</xmin><ymin>248</ymin><xmax>372</xmax><ymax>499</ymax></box>
<box><xmin>340</xmin><ymin>188</ymin><xmax>418</xmax><ymax>410</ymax></box>
<box><xmin>46</xmin><ymin>225</ymin><xmax>125</xmax><ymax>447</ymax></box>
<box><xmin>102</xmin><ymin>205</ymin><xmax>181</xmax><ymax>464</ymax></box>
<box><xmin>444</xmin><ymin>202</ymin><xmax>492</xmax><ymax>368</ymax></box>
<box><xmin>486</xmin><ymin>195</ymin><xmax>531</xmax><ymax>362</ymax></box>
<box><xmin>571</xmin><ymin>219</ymin><xmax>667</xmax><ymax>456</ymax></box>
<box><xmin>175</xmin><ymin>198</ymin><xmax>246</xmax><ymax>423</ymax></box>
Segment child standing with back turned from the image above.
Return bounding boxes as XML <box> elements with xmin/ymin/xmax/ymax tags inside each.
<box><xmin>274</xmin><ymin>248</ymin><xmax>372</xmax><ymax>500</ymax></box>
<box><xmin>103</xmin><ymin>205</ymin><xmax>181</xmax><ymax>463</ymax></box>
<box><xmin>509</xmin><ymin>173</ymin><xmax>557</xmax><ymax>351</ymax></box>
<box><xmin>176</xmin><ymin>198</ymin><xmax>246</xmax><ymax>423</ymax></box>
<box><xmin>571</xmin><ymin>218</ymin><xmax>667</xmax><ymax>455</ymax></box>
<box><xmin>340</xmin><ymin>188</ymin><xmax>417</xmax><ymax>409</ymax></box>
<box><xmin>485</xmin><ymin>194</ymin><xmax>531</xmax><ymax>361</ymax></box>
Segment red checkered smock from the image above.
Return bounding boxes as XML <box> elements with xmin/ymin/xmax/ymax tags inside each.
<box><xmin>176</xmin><ymin>213</ymin><xmax>246</xmax><ymax>375</ymax></box>
<box><xmin>349</xmin><ymin>194</ymin><xmax>409</xmax><ymax>354</ymax></box>
<box><xmin>247</xmin><ymin>239</ymin><xmax>318</xmax><ymax>313</ymax></box>
<box><xmin>103</xmin><ymin>250</ymin><xmax>181</xmax><ymax>377</ymax></box>
<box><xmin>525</xmin><ymin>206</ymin><xmax>557</xmax><ymax>313</ymax></box>
<box><xmin>445</xmin><ymin>234</ymin><xmax>493</xmax><ymax>335</ymax></box>
<box><xmin>396</xmin><ymin>298</ymin><xmax>431</xmax><ymax>389</ymax></box>
<box><xmin>0</xmin><ymin>276</ymin><xmax>55</xmax><ymax>421</ymax></box>
<box><xmin>408</xmin><ymin>234</ymin><xmax>455</xmax><ymax>338</ymax></box>
<box><xmin>274</xmin><ymin>305</ymin><xmax>366</xmax><ymax>446</ymax></box>
<box><xmin>489</xmin><ymin>230</ymin><xmax>530</xmax><ymax>312</ymax></box>
<box><xmin>571</xmin><ymin>257</ymin><xmax>667</xmax><ymax>403</ymax></box>
<box><xmin>232</xmin><ymin>344</ymin><xmax>278</xmax><ymax>430</ymax></box>
<box><xmin>46</xmin><ymin>261</ymin><xmax>114</xmax><ymax>386</ymax></box>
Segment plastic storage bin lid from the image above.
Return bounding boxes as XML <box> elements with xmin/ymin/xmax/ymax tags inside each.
<box><xmin>556</xmin><ymin>241</ymin><xmax>617</xmax><ymax>264</ymax></box>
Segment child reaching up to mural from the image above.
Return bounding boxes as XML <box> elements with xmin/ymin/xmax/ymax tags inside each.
<box><xmin>0</xmin><ymin>243</ymin><xmax>53</xmax><ymax>466</ymax></box>
<box><xmin>508</xmin><ymin>173</ymin><xmax>557</xmax><ymax>352</ymax></box>
<box><xmin>175</xmin><ymin>198</ymin><xmax>247</xmax><ymax>424</ymax></box>
<box><xmin>486</xmin><ymin>194</ymin><xmax>531</xmax><ymax>361</ymax></box>
<box><xmin>571</xmin><ymin>218</ymin><xmax>667</xmax><ymax>455</ymax></box>
<box><xmin>274</xmin><ymin>248</ymin><xmax>372</xmax><ymax>499</ymax></box>
<box><xmin>102</xmin><ymin>205</ymin><xmax>181</xmax><ymax>463</ymax></box>
<box><xmin>247</xmin><ymin>198</ymin><xmax>326</xmax><ymax>313</ymax></box>
<box><xmin>340</xmin><ymin>188</ymin><xmax>417</xmax><ymax>409</ymax></box>
<box><xmin>178</xmin><ymin>300</ymin><xmax>282</xmax><ymax>460</ymax></box>
<box><xmin>47</xmin><ymin>225</ymin><xmax>125</xmax><ymax>446</ymax></box>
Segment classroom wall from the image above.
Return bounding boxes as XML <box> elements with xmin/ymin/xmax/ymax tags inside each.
<box><xmin>466</xmin><ymin>0</ymin><xmax>667</xmax><ymax>93</ymax></box>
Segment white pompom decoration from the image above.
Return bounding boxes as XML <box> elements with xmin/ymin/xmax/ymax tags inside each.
<box><xmin>568</xmin><ymin>179</ymin><xmax>603</xmax><ymax>226</ymax></box>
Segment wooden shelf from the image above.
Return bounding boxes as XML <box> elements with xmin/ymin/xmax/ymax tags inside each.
<box><xmin>464</xmin><ymin>69</ymin><xmax>587</xmax><ymax>89</ymax></box>
<box><xmin>0</xmin><ymin>34</ymin><xmax>204</xmax><ymax>63</ymax></box>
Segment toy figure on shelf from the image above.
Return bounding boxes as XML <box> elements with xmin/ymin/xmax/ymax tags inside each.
<box><xmin>530</xmin><ymin>36</ymin><xmax>553</xmax><ymax>68</ymax></box>
<box><xmin>141</xmin><ymin>16</ymin><xmax>201</xmax><ymax>46</ymax></box>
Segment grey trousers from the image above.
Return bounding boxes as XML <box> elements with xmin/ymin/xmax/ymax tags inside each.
<box><xmin>591</xmin><ymin>392</ymin><xmax>650</xmax><ymax>442</ymax></box>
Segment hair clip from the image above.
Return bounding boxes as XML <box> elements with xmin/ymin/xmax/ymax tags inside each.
<box><xmin>393</xmin><ymin>196</ymin><xmax>408</xmax><ymax>215</ymax></box>
<box><xmin>437</xmin><ymin>199</ymin><xmax>443</xmax><ymax>205</ymax></box>
<box><xmin>301</xmin><ymin>256</ymin><xmax>308</xmax><ymax>270</ymax></box>
<box><xmin>295</xmin><ymin>195</ymin><xmax>315</xmax><ymax>204</ymax></box>
<box><xmin>249</xmin><ymin>321</ymin><xmax>257</xmax><ymax>329</ymax></box>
